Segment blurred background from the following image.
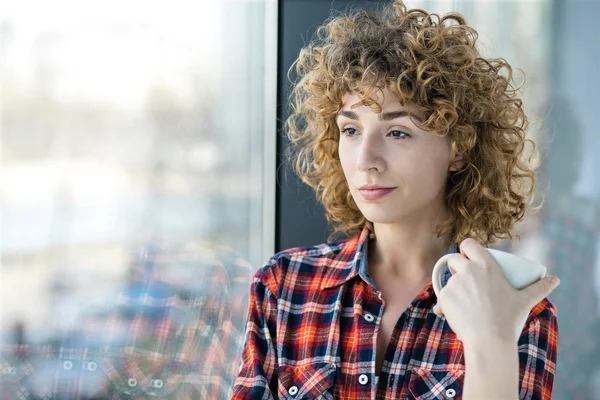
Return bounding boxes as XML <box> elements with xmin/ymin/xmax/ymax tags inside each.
<box><xmin>0</xmin><ymin>0</ymin><xmax>598</xmax><ymax>399</ymax></box>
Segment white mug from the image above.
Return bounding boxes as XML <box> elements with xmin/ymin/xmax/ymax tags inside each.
<box><xmin>431</xmin><ymin>248</ymin><xmax>547</xmax><ymax>342</ymax></box>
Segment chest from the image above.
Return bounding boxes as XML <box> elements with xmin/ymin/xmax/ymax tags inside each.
<box><xmin>275</xmin><ymin>281</ymin><xmax>465</xmax><ymax>399</ymax></box>
<box><xmin>377</xmin><ymin>295</ymin><xmax>419</xmax><ymax>336</ymax></box>
<box><xmin>375</xmin><ymin>282</ymin><xmax>429</xmax><ymax>365</ymax></box>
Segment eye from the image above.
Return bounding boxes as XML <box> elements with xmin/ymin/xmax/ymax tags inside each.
<box><xmin>340</xmin><ymin>127</ymin><xmax>358</xmax><ymax>137</ymax></box>
<box><xmin>388</xmin><ymin>130</ymin><xmax>411</xmax><ymax>140</ymax></box>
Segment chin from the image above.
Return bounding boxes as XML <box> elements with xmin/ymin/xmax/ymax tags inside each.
<box><xmin>358</xmin><ymin>209</ymin><xmax>401</xmax><ymax>225</ymax></box>
<box><xmin>365</xmin><ymin>217</ymin><xmax>400</xmax><ymax>225</ymax></box>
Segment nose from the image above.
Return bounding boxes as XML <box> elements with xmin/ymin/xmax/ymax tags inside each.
<box><xmin>356</xmin><ymin>133</ymin><xmax>385</xmax><ymax>173</ymax></box>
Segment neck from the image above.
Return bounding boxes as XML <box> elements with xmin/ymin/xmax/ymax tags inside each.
<box><xmin>368</xmin><ymin>219</ymin><xmax>453</xmax><ymax>285</ymax></box>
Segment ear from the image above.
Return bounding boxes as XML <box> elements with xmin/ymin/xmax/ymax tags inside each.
<box><xmin>448</xmin><ymin>148</ymin><xmax>465</xmax><ymax>172</ymax></box>
<box><xmin>448</xmin><ymin>141</ymin><xmax>465</xmax><ymax>171</ymax></box>
<box><xmin>449</xmin><ymin>155</ymin><xmax>465</xmax><ymax>172</ymax></box>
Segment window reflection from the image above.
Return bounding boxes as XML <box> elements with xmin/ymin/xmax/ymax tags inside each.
<box><xmin>0</xmin><ymin>0</ymin><xmax>274</xmax><ymax>398</ymax></box>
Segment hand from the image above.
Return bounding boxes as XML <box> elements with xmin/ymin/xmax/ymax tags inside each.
<box><xmin>432</xmin><ymin>238</ymin><xmax>560</xmax><ymax>344</ymax></box>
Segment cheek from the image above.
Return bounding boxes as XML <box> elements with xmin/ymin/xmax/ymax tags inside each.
<box><xmin>338</xmin><ymin>144</ymin><xmax>355</xmax><ymax>174</ymax></box>
<box><xmin>395</xmin><ymin>152</ymin><xmax>447</xmax><ymax>184</ymax></box>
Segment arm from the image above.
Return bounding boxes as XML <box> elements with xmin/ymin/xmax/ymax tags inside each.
<box><xmin>463</xmin><ymin>302</ymin><xmax>559</xmax><ymax>400</ymax></box>
<box><xmin>231</xmin><ymin>268</ymin><xmax>279</xmax><ymax>399</ymax></box>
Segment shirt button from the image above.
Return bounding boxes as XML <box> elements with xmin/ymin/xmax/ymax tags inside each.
<box><xmin>358</xmin><ymin>374</ymin><xmax>369</xmax><ymax>385</ymax></box>
<box><xmin>152</xmin><ymin>379</ymin><xmax>164</xmax><ymax>388</ymax></box>
<box><xmin>288</xmin><ymin>385</ymin><xmax>299</xmax><ymax>396</ymax></box>
<box><xmin>63</xmin><ymin>360</ymin><xmax>73</xmax><ymax>370</ymax></box>
<box><xmin>127</xmin><ymin>378</ymin><xmax>138</xmax><ymax>387</ymax></box>
<box><xmin>364</xmin><ymin>313</ymin><xmax>375</xmax><ymax>323</ymax></box>
<box><xmin>446</xmin><ymin>388</ymin><xmax>456</xmax><ymax>398</ymax></box>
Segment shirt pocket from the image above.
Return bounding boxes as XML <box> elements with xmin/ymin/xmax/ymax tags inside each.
<box><xmin>407</xmin><ymin>367</ymin><xmax>465</xmax><ymax>400</ymax></box>
<box><xmin>277</xmin><ymin>362</ymin><xmax>336</xmax><ymax>400</ymax></box>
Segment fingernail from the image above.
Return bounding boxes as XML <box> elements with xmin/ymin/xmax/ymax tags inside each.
<box><xmin>550</xmin><ymin>277</ymin><xmax>560</xmax><ymax>289</ymax></box>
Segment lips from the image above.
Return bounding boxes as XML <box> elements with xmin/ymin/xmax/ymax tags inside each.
<box><xmin>358</xmin><ymin>187</ymin><xmax>396</xmax><ymax>201</ymax></box>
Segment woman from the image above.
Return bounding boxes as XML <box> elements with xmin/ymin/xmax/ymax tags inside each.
<box><xmin>232</xmin><ymin>1</ymin><xmax>559</xmax><ymax>399</ymax></box>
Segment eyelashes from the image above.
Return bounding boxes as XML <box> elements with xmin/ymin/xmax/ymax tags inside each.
<box><xmin>340</xmin><ymin>128</ymin><xmax>412</xmax><ymax>140</ymax></box>
<box><xmin>388</xmin><ymin>130</ymin><xmax>411</xmax><ymax>140</ymax></box>
<box><xmin>340</xmin><ymin>128</ymin><xmax>358</xmax><ymax>137</ymax></box>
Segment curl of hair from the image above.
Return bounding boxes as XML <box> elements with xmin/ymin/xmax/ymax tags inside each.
<box><xmin>285</xmin><ymin>0</ymin><xmax>540</xmax><ymax>246</ymax></box>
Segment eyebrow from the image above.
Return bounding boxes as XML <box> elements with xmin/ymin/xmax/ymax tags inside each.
<box><xmin>336</xmin><ymin>110</ymin><xmax>424</xmax><ymax>123</ymax></box>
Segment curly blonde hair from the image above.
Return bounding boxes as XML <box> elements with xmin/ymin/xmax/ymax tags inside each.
<box><xmin>285</xmin><ymin>0</ymin><xmax>541</xmax><ymax>246</ymax></box>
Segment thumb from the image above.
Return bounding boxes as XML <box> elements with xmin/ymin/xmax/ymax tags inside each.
<box><xmin>521</xmin><ymin>275</ymin><xmax>560</xmax><ymax>307</ymax></box>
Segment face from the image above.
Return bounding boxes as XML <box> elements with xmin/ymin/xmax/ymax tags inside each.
<box><xmin>336</xmin><ymin>87</ymin><xmax>462</xmax><ymax>226</ymax></box>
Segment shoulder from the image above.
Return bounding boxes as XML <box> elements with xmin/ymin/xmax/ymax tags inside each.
<box><xmin>250</xmin><ymin>237</ymin><xmax>355</xmax><ymax>297</ymax></box>
<box><xmin>525</xmin><ymin>297</ymin><xmax>558</xmax><ymax>332</ymax></box>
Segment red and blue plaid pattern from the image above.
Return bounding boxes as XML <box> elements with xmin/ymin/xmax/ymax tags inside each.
<box><xmin>233</xmin><ymin>225</ymin><xmax>558</xmax><ymax>399</ymax></box>
<box><xmin>0</xmin><ymin>240</ymin><xmax>252</xmax><ymax>399</ymax></box>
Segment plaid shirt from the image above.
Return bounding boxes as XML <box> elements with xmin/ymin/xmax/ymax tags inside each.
<box><xmin>99</xmin><ymin>242</ymin><xmax>252</xmax><ymax>399</ymax></box>
<box><xmin>232</xmin><ymin>225</ymin><xmax>558</xmax><ymax>400</ymax></box>
<box><xmin>0</xmin><ymin>240</ymin><xmax>252</xmax><ymax>400</ymax></box>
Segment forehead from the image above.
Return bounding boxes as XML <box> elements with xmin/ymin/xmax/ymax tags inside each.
<box><xmin>340</xmin><ymin>88</ymin><xmax>420</xmax><ymax>114</ymax></box>
<box><xmin>338</xmin><ymin>89</ymin><xmax>427</xmax><ymax>122</ymax></box>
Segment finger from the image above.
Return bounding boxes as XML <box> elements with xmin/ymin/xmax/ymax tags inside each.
<box><xmin>458</xmin><ymin>238</ymin><xmax>494</xmax><ymax>265</ymax></box>
<box><xmin>521</xmin><ymin>275</ymin><xmax>560</xmax><ymax>309</ymax></box>
<box><xmin>446</xmin><ymin>253</ymin><xmax>470</xmax><ymax>275</ymax></box>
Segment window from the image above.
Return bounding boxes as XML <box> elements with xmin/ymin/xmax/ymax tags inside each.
<box><xmin>0</xmin><ymin>0</ymin><xmax>276</xmax><ymax>398</ymax></box>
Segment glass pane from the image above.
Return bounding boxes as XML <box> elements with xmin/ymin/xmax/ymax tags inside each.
<box><xmin>0</xmin><ymin>0</ymin><xmax>276</xmax><ymax>398</ymax></box>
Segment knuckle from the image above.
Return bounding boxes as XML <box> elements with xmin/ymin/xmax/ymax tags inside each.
<box><xmin>448</xmin><ymin>254</ymin><xmax>465</xmax><ymax>265</ymax></box>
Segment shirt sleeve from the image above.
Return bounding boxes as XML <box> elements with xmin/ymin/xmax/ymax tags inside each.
<box><xmin>231</xmin><ymin>265</ymin><xmax>279</xmax><ymax>399</ymax></box>
<box><xmin>517</xmin><ymin>300</ymin><xmax>559</xmax><ymax>400</ymax></box>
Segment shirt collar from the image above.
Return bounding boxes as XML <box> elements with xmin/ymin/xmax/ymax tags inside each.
<box><xmin>319</xmin><ymin>226</ymin><xmax>369</xmax><ymax>290</ymax></box>
<box><xmin>320</xmin><ymin>225</ymin><xmax>459</xmax><ymax>296</ymax></box>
